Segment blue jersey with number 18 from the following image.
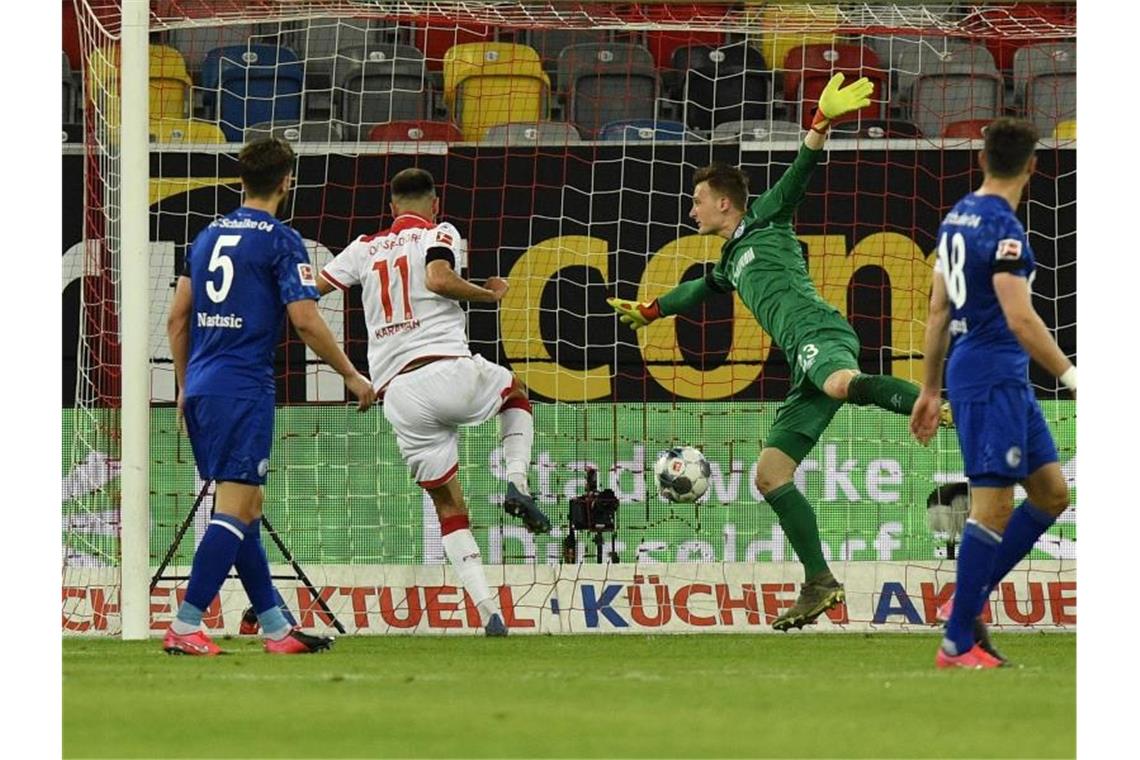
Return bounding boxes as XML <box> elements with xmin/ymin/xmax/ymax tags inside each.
<box><xmin>935</xmin><ymin>192</ymin><xmax>1036</xmax><ymax>400</ymax></box>
<box><xmin>183</xmin><ymin>207</ymin><xmax>319</xmax><ymax>400</ymax></box>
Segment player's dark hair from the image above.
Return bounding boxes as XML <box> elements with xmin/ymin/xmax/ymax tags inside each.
<box><xmin>983</xmin><ymin>118</ymin><xmax>1039</xmax><ymax>179</ymax></box>
<box><xmin>391</xmin><ymin>167</ymin><xmax>436</xmax><ymax>203</ymax></box>
<box><xmin>693</xmin><ymin>163</ymin><xmax>750</xmax><ymax>211</ymax></box>
<box><xmin>239</xmin><ymin>138</ymin><xmax>295</xmax><ymax>198</ymax></box>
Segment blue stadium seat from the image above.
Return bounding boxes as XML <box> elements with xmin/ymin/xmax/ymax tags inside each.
<box><xmin>201</xmin><ymin>45</ymin><xmax>305</xmax><ymax>141</ymax></box>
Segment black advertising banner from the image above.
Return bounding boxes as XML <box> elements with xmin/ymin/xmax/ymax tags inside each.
<box><xmin>61</xmin><ymin>146</ymin><xmax>1075</xmax><ymax>406</ymax></box>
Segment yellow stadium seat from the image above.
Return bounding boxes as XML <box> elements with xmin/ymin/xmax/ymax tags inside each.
<box><xmin>443</xmin><ymin>43</ymin><xmax>550</xmax><ymax>141</ymax></box>
<box><xmin>745</xmin><ymin>1</ymin><xmax>838</xmax><ymax>71</ymax></box>
<box><xmin>148</xmin><ymin>45</ymin><xmax>193</xmax><ymax>120</ymax></box>
<box><xmin>149</xmin><ymin>118</ymin><xmax>227</xmax><ymax>144</ymax></box>
<box><xmin>86</xmin><ymin>44</ymin><xmax>193</xmax><ymax>130</ymax></box>
<box><xmin>1052</xmin><ymin>119</ymin><xmax>1076</xmax><ymax>140</ymax></box>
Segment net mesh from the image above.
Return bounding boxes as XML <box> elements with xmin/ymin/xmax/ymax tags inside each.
<box><xmin>63</xmin><ymin>1</ymin><xmax>1076</xmax><ymax>634</ymax></box>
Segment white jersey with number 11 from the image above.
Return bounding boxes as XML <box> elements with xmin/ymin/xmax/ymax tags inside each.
<box><xmin>320</xmin><ymin>213</ymin><xmax>471</xmax><ymax>392</ymax></box>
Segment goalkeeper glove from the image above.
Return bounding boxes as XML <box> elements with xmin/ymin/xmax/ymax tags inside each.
<box><xmin>810</xmin><ymin>72</ymin><xmax>875</xmax><ymax>133</ymax></box>
<box><xmin>607</xmin><ymin>297</ymin><xmax>661</xmax><ymax>330</ymax></box>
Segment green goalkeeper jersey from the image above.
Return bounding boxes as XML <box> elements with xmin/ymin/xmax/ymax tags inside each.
<box><xmin>704</xmin><ymin>144</ymin><xmax>851</xmax><ymax>360</ymax></box>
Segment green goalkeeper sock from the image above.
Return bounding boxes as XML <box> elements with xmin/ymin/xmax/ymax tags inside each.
<box><xmin>765</xmin><ymin>482</ymin><xmax>829</xmax><ymax>580</ymax></box>
<box><xmin>846</xmin><ymin>373</ymin><xmax>919</xmax><ymax>416</ymax></box>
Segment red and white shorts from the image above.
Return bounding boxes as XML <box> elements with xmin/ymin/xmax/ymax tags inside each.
<box><xmin>382</xmin><ymin>355</ymin><xmax>513</xmax><ymax>488</ymax></box>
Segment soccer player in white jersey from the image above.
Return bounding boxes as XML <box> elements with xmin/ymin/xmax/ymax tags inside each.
<box><xmin>317</xmin><ymin>168</ymin><xmax>550</xmax><ymax>636</ymax></box>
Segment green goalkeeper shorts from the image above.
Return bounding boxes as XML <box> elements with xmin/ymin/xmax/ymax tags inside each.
<box><xmin>765</xmin><ymin>328</ymin><xmax>860</xmax><ymax>464</ymax></box>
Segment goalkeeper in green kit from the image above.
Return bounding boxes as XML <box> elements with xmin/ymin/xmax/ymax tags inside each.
<box><xmin>610</xmin><ymin>74</ymin><xmax>939</xmax><ymax>631</ymax></box>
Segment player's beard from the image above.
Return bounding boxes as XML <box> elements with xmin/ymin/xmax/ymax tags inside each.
<box><xmin>275</xmin><ymin>188</ymin><xmax>293</xmax><ymax>222</ymax></box>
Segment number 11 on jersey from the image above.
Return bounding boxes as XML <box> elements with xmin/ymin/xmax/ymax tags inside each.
<box><xmin>373</xmin><ymin>256</ymin><xmax>413</xmax><ymax>322</ymax></box>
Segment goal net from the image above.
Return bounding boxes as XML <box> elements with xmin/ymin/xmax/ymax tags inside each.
<box><xmin>63</xmin><ymin>1</ymin><xmax>1076</xmax><ymax>635</ymax></box>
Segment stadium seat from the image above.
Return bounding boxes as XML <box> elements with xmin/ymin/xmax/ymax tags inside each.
<box><xmin>201</xmin><ymin>45</ymin><xmax>305</xmax><ymax>142</ymax></box>
<box><xmin>711</xmin><ymin>118</ymin><xmax>802</xmax><ymax>142</ymax></box>
<box><xmin>62</xmin><ymin>123</ymin><xmax>84</xmax><ymax>144</ymax></box>
<box><xmin>525</xmin><ymin>28</ymin><xmax>609</xmax><ymax>86</ymax></box>
<box><xmin>1052</xmin><ymin>119</ymin><xmax>1076</xmax><ymax>140</ymax></box>
<box><xmin>245</xmin><ymin>120</ymin><xmax>344</xmax><ymax>143</ymax></box>
<box><xmin>642</xmin><ymin>3</ymin><xmax>727</xmax><ymax>69</ymax></box>
<box><xmin>83</xmin><ymin>44</ymin><xmax>194</xmax><ymax>129</ymax></box>
<box><xmin>894</xmin><ymin>38</ymin><xmax>994</xmax><ymax>100</ymax></box>
<box><xmin>748</xmin><ymin>1</ymin><xmax>838</xmax><ymax>72</ymax></box>
<box><xmin>166</xmin><ymin>23</ymin><xmax>258</xmax><ymax>74</ymax></box>
<box><xmin>1025</xmin><ymin>72</ymin><xmax>1076</xmax><ymax>137</ymax></box>
<box><xmin>782</xmin><ymin>44</ymin><xmax>886</xmax><ymax>128</ymax></box>
<box><xmin>443</xmin><ymin>43</ymin><xmax>550</xmax><ymax>141</ymax></box>
<box><xmin>289</xmin><ymin>17</ymin><xmax>393</xmax><ymax>78</ymax></box>
<box><xmin>597</xmin><ymin>119</ymin><xmax>690</xmax><ymax>142</ymax></box>
<box><xmin>482</xmin><ymin>121</ymin><xmax>582</xmax><ymax>146</ymax></box>
<box><xmin>829</xmin><ymin>117</ymin><xmax>923</xmax><ymax>140</ymax></box>
<box><xmin>557</xmin><ymin>43</ymin><xmax>658</xmax><ymax>137</ymax></box>
<box><xmin>1013</xmin><ymin>41</ymin><xmax>1076</xmax><ymax>101</ymax></box>
<box><xmin>149</xmin><ymin>45</ymin><xmax>195</xmax><ymax>120</ymax></box>
<box><xmin>906</xmin><ymin>47</ymin><xmax>1002</xmax><ymax>138</ymax></box>
<box><xmin>940</xmin><ymin>119</ymin><xmax>991</xmax><ymax>139</ymax></box>
<box><xmin>332</xmin><ymin>44</ymin><xmax>427</xmax><ymax>134</ymax></box>
<box><xmin>150</xmin><ymin>118</ymin><xmax>227</xmax><ymax>144</ymax></box>
<box><xmin>367</xmin><ymin>120</ymin><xmax>464</xmax><ymax>143</ymax></box>
<box><xmin>676</xmin><ymin>41</ymin><xmax>770</xmax><ymax>131</ymax></box>
<box><xmin>412</xmin><ymin>21</ymin><xmax>491</xmax><ymax>71</ymax></box>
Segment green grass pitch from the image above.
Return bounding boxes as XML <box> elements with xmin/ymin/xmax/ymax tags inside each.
<box><xmin>64</xmin><ymin>633</ymin><xmax>1074</xmax><ymax>759</ymax></box>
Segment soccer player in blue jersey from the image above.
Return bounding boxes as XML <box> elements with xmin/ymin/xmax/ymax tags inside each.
<box><xmin>164</xmin><ymin>138</ymin><xmax>375</xmax><ymax>655</ymax></box>
<box><xmin>911</xmin><ymin>118</ymin><xmax>1075</xmax><ymax>669</ymax></box>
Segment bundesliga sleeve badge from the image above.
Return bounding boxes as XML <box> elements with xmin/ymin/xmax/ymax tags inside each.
<box><xmin>995</xmin><ymin>239</ymin><xmax>1023</xmax><ymax>261</ymax></box>
<box><xmin>297</xmin><ymin>263</ymin><xmax>317</xmax><ymax>286</ymax></box>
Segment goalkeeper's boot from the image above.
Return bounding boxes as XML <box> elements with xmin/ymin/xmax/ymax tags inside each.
<box><xmin>936</xmin><ymin>598</ymin><xmax>1008</xmax><ymax>665</ymax></box>
<box><xmin>163</xmin><ymin>628</ymin><xmax>222</xmax><ymax>656</ymax></box>
<box><xmin>265</xmin><ymin>628</ymin><xmax>334</xmax><ymax>654</ymax></box>
<box><xmin>503</xmin><ymin>482</ymin><xmax>551</xmax><ymax>535</ymax></box>
<box><xmin>771</xmin><ymin>572</ymin><xmax>846</xmax><ymax>632</ymax></box>
<box><xmin>485</xmin><ymin>613</ymin><xmax>508</xmax><ymax>637</ymax></box>
<box><xmin>936</xmin><ymin>643</ymin><xmax>1004</xmax><ymax>670</ymax></box>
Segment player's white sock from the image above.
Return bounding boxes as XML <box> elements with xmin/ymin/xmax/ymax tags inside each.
<box><xmin>499</xmin><ymin>405</ymin><xmax>534</xmax><ymax>494</ymax></box>
<box><xmin>440</xmin><ymin>515</ymin><xmax>500</xmax><ymax>625</ymax></box>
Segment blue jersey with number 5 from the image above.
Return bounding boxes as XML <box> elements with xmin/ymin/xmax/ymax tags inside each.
<box><xmin>935</xmin><ymin>193</ymin><xmax>1035</xmax><ymax>399</ymax></box>
<box><xmin>183</xmin><ymin>207</ymin><xmax>319</xmax><ymax>400</ymax></box>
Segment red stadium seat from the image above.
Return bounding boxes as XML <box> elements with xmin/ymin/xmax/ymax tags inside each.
<box><xmin>783</xmin><ymin>44</ymin><xmax>886</xmax><ymax>129</ymax></box>
<box><xmin>941</xmin><ymin>119</ymin><xmax>992</xmax><ymax>139</ymax></box>
<box><xmin>367</xmin><ymin>120</ymin><xmax>464</xmax><ymax>142</ymax></box>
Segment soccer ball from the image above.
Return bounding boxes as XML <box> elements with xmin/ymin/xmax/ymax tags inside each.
<box><xmin>654</xmin><ymin>446</ymin><xmax>711</xmax><ymax>503</ymax></box>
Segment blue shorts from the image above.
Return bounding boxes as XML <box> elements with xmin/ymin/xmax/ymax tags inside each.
<box><xmin>950</xmin><ymin>383</ymin><xmax>1058</xmax><ymax>488</ymax></box>
<box><xmin>183</xmin><ymin>394</ymin><xmax>275</xmax><ymax>485</ymax></box>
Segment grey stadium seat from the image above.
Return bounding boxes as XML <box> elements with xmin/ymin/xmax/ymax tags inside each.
<box><xmin>893</xmin><ymin>38</ymin><xmax>995</xmax><ymax>99</ymax></box>
<box><xmin>332</xmin><ymin>43</ymin><xmax>426</xmax><ymax>132</ymax></box>
<box><xmin>1025</xmin><ymin>73</ymin><xmax>1076</xmax><ymax>136</ymax></box>
<box><xmin>711</xmin><ymin>119</ymin><xmax>802</xmax><ymax>142</ymax></box>
<box><xmin>1012</xmin><ymin>41</ymin><xmax>1076</xmax><ymax>101</ymax></box>
<box><xmin>244</xmin><ymin>120</ymin><xmax>345</xmax><ymax>142</ymax></box>
<box><xmin>557</xmin><ymin>42</ymin><xmax>658</xmax><ymax>136</ymax></box>
<box><xmin>909</xmin><ymin>60</ymin><xmax>1003</xmax><ymax>138</ymax></box>
<box><xmin>481</xmin><ymin>121</ymin><xmax>582</xmax><ymax>145</ymax></box>
<box><xmin>526</xmin><ymin>28</ymin><xmax>609</xmax><ymax>85</ymax></box>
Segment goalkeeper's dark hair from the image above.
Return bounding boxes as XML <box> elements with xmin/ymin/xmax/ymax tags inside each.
<box><xmin>391</xmin><ymin>167</ymin><xmax>436</xmax><ymax>203</ymax></box>
<box><xmin>983</xmin><ymin>118</ymin><xmax>1039</xmax><ymax>178</ymax></box>
<box><xmin>693</xmin><ymin>163</ymin><xmax>750</xmax><ymax>211</ymax></box>
<box><xmin>239</xmin><ymin>138</ymin><xmax>296</xmax><ymax>198</ymax></box>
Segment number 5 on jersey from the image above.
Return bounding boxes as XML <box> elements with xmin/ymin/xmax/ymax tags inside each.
<box><xmin>206</xmin><ymin>234</ymin><xmax>240</xmax><ymax>303</ymax></box>
<box><xmin>373</xmin><ymin>255</ymin><xmax>413</xmax><ymax>323</ymax></box>
<box><xmin>937</xmin><ymin>231</ymin><xmax>967</xmax><ymax>308</ymax></box>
